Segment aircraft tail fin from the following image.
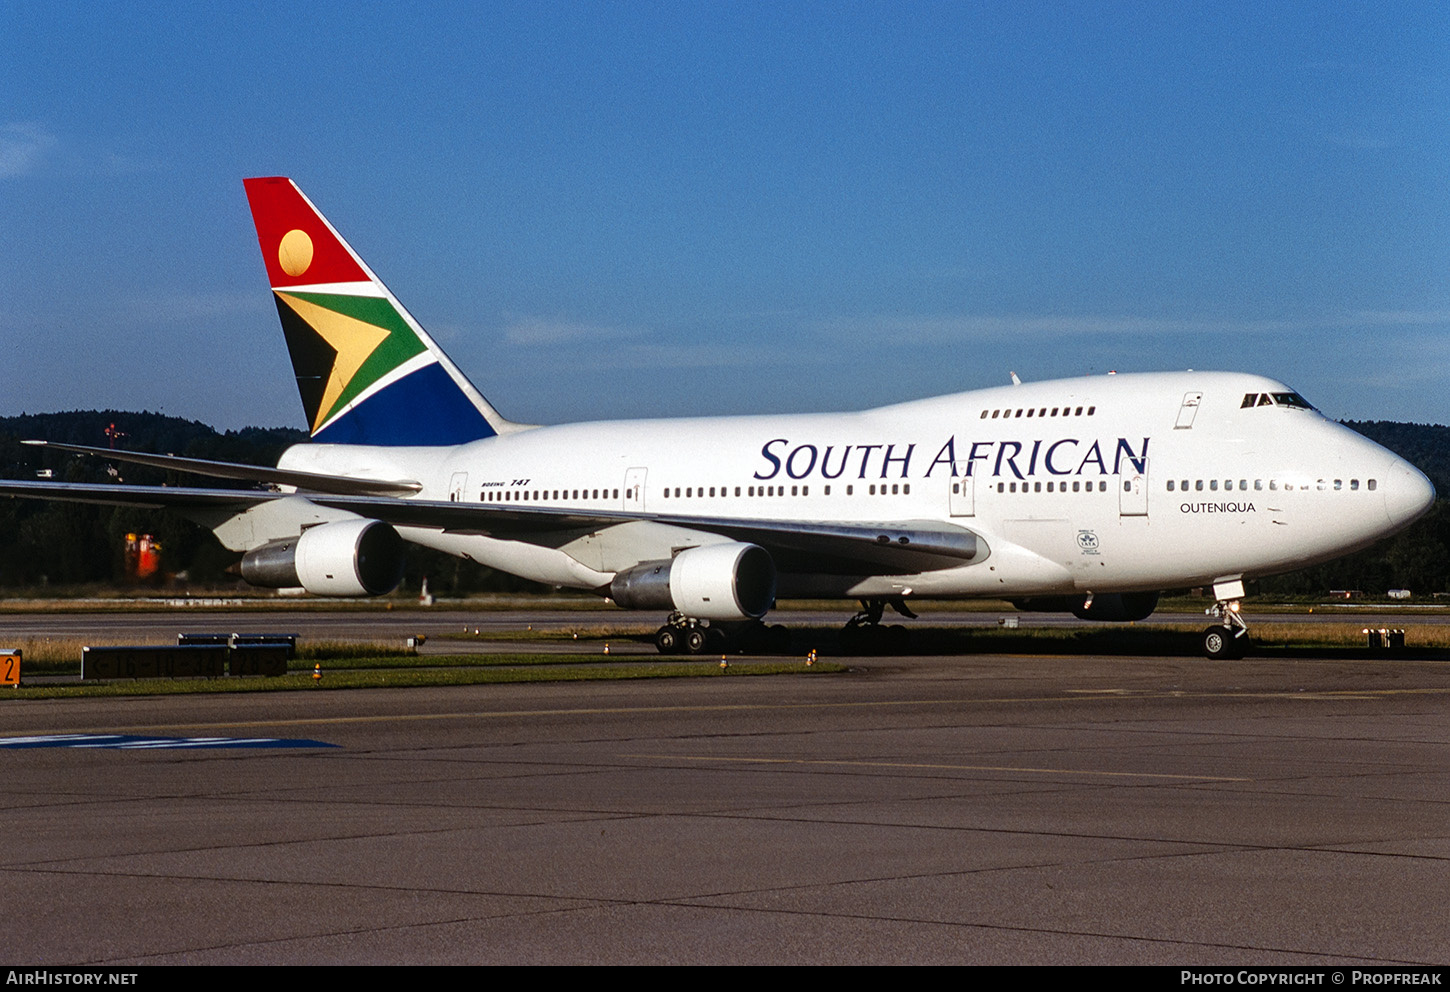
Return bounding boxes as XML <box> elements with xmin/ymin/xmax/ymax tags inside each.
<box><xmin>243</xmin><ymin>177</ymin><xmax>520</xmax><ymax>446</ymax></box>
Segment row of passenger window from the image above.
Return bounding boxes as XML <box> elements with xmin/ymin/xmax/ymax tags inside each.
<box><xmin>661</xmin><ymin>483</ymin><xmax>913</xmax><ymax>498</ymax></box>
<box><xmin>479</xmin><ymin>476</ymin><xmax>1377</xmax><ymax>504</ymax></box>
<box><xmin>485</xmin><ymin>482</ymin><xmax>924</xmax><ymax>504</ymax></box>
<box><xmin>483</xmin><ymin>488</ymin><xmax>619</xmax><ymax>502</ymax></box>
<box><xmin>994</xmin><ymin>480</ymin><xmax>1110</xmax><ymax>493</ymax></box>
<box><xmin>1166</xmin><ymin>478</ymin><xmax>1377</xmax><ymax>492</ymax></box>
<box><xmin>980</xmin><ymin>405</ymin><xmax>1096</xmax><ymax>420</ymax></box>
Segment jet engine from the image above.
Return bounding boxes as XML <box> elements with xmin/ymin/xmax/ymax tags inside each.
<box><xmin>608</xmin><ymin>542</ymin><xmax>777</xmax><ymax>621</ymax></box>
<box><xmin>1010</xmin><ymin>591</ymin><xmax>1160</xmax><ymax>622</ymax></box>
<box><xmin>240</xmin><ymin>518</ymin><xmax>406</xmax><ymax>597</ymax></box>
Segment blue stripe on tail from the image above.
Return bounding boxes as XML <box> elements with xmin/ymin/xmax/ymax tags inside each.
<box><xmin>313</xmin><ymin>363</ymin><xmax>499</xmax><ymax>446</ymax></box>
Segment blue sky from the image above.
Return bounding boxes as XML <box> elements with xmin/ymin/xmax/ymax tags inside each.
<box><xmin>2</xmin><ymin>1</ymin><xmax>1447</xmax><ymax>431</ymax></box>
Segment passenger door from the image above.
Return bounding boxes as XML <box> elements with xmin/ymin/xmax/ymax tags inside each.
<box><xmin>623</xmin><ymin>467</ymin><xmax>648</xmax><ymax>512</ymax></box>
<box><xmin>949</xmin><ymin>472</ymin><xmax>974</xmax><ymax>516</ymax></box>
<box><xmin>1119</xmin><ymin>460</ymin><xmax>1148</xmax><ymax>517</ymax></box>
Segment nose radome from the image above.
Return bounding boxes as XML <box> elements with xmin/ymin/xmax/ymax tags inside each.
<box><xmin>1382</xmin><ymin>458</ymin><xmax>1436</xmax><ymax>530</ymax></box>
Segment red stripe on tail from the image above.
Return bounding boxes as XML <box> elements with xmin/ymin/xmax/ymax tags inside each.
<box><xmin>243</xmin><ymin>177</ymin><xmax>370</xmax><ymax>287</ymax></box>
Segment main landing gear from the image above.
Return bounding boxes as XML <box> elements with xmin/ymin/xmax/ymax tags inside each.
<box><xmin>838</xmin><ymin>597</ymin><xmax>917</xmax><ymax>653</ymax></box>
<box><xmin>653</xmin><ymin>612</ymin><xmax>791</xmax><ymax>655</ymax></box>
<box><xmin>1202</xmin><ymin>597</ymin><xmax>1250</xmax><ymax>660</ymax></box>
<box><xmin>654</xmin><ymin>613</ymin><xmax>711</xmax><ymax>655</ymax></box>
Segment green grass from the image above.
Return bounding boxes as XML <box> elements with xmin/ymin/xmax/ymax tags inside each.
<box><xmin>433</xmin><ymin>623</ymin><xmax>658</xmax><ymax>642</ymax></box>
<box><xmin>295</xmin><ymin>651</ymin><xmax>638</xmax><ymax>671</ymax></box>
<box><xmin>6</xmin><ymin>656</ymin><xmax>845</xmax><ymax>699</ymax></box>
<box><xmin>6</xmin><ymin>637</ymin><xmax>420</xmax><ymax>676</ymax></box>
<box><xmin>295</xmin><ymin>639</ymin><xmax>418</xmax><ymax>661</ymax></box>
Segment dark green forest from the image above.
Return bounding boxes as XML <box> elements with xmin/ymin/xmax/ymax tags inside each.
<box><xmin>0</xmin><ymin>411</ymin><xmax>535</xmax><ymax>594</ymax></box>
<box><xmin>2</xmin><ymin>411</ymin><xmax>1448</xmax><ymax>598</ymax></box>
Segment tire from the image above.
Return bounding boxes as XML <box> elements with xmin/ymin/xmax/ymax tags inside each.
<box><xmin>1202</xmin><ymin>625</ymin><xmax>1237</xmax><ymax>660</ymax></box>
<box><xmin>655</xmin><ymin>626</ymin><xmax>680</xmax><ymax>654</ymax></box>
<box><xmin>683</xmin><ymin>627</ymin><xmax>707</xmax><ymax>654</ymax></box>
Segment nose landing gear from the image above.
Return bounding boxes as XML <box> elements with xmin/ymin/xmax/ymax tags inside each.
<box><xmin>838</xmin><ymin>597</ymin><xmax>917</xmax><ymax>653</ymax></box>
<box><xmin>1202</xmin><ymin>581</ymin><xmax>1250</xmax><ymax>659</ymax></box>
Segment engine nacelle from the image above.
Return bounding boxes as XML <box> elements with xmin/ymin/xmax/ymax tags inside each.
<box><xmin>1010</xmin><ymin>592</ymin><xmax>1160</xmax><ymax>622</ymax></box>
<box><xmin>609</xmin><ymin>542</ymin><xmax>776</xmax><ymax>621</ymax></box>
<box><xmin>240</xmin><ymin>519</ymin><xmax>406</xmax><ymax>597</ymax></box>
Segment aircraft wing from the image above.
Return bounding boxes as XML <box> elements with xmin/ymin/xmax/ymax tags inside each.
<box><xmin>0</xmin><ymin>479</ymin><xmax>980</xmax><ymax>575</ymax></box>
<box><xmin>298</xmin><ymin>493</ymin><xmax>981</xmax><ymax>574</ymax></box>
<box><xmin>654</xmin><ymin>514</ymin><xmax>981</xmax><ymax>574</ymax></box>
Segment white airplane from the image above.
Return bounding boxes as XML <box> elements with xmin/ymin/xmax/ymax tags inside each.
<box><xmin>4</xmin><ymin>178</ymin><xmax>1435</xmax><ymax>658</ymax></box>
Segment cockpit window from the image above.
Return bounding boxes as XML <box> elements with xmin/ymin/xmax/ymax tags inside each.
<box><xmin>1241</xmin><ymin>392</ymin><xmax>1316</xmax><ymax>411</ymax></box>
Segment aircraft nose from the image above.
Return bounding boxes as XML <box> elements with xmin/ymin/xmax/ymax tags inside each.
<box><xmin>1382</xmin><ymin>457</ymin><xmax>1436</xmax><ymax>530</ymax></box>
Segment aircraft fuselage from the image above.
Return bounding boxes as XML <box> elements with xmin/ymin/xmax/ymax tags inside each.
<box><xmin>277</xmin><ymin>369</ymin><xmax>1433</xmax><ymax>601</ymax></box>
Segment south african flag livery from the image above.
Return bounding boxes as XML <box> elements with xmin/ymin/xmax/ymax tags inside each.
<box><xmin>244</xmin><ymin>177</ymin><xmax>507</xmax><ymax>446</ymax></box>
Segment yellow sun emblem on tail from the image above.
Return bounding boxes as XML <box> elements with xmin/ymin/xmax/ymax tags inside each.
<box><xmin>277</xmin><ymin>229</ymin><xmax>315</xmax><ymax>278</ymax></box>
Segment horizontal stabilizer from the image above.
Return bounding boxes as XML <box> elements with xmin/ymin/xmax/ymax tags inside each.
<box><xmin>23</xmin><ymin>441</ymin><xmax>421</xmax><ymax>496</ymax></box>
<box><xmin>0</xmin><ymin>479</ymin><xmax>275</xmax><ymax>511</ymax></box>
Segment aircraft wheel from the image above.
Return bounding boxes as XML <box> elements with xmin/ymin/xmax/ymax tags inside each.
<box><xmin>683</xmin><ymin>627</ymin><xmax>707</xmax><ymax>654</ymax></box>
<box><xmin>1202</xmin><ymin>625</ymin><xmax>1238</xmax><ymax>660</ymax></box>
<box><xmin>655</xmin><ymin>626</ymin><xmax>680</xmax><ymax>654</ymax></box>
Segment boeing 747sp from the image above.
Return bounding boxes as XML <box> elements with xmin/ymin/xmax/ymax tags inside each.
<box><xmin>4</xmin><ymin>178</ymin><xmax>1435</xmax><ymax>658</ymax></box>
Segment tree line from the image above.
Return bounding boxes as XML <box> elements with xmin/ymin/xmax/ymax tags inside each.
<box><xmin>0</xmin><ymin>411</ymin><xmax>534</xmax><ymax>594</ymax></box>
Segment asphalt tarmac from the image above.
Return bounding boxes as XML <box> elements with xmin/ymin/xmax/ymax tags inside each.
<box><xmin>3</xmin><ymin>609</ymin><xmax>1449</xmax><ymax>965</ymax></box>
